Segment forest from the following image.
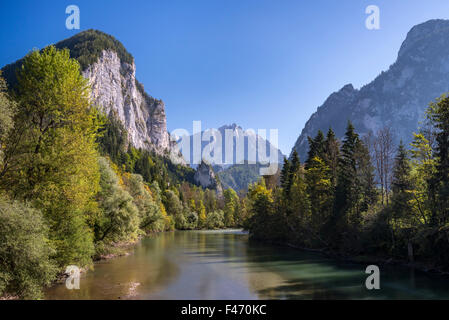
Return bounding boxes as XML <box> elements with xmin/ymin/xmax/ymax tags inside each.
<box><xmin>246</xmin><ymin>98</ymin><xmax>449</xmax><ymax>272</ymax></box>
<box><xmin>0</xmin><ymin>46</ymin><xmax>245</xmax><ymax>299</ymax></box>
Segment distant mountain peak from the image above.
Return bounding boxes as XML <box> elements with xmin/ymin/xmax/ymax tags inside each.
<box><xmin>183</xmin><ymin>123</ymin><xmax>284</xmax><ymax>167</ymax></box>
<box><xmin>398</xmin><ymin>19</ymin><xmax>449</xmax><ymax>58</ymax></box>
<box><xmin>218</xmin><ymin>123</ymin><xmax>242</xmax><ymax>131</ymax></box>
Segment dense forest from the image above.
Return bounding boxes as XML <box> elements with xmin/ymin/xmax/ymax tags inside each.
<box><xmin>245</xmin><ymin>98</ymin><xmax>449</xmax><ymax>272</ymax></box>
<box><xmin>0</xmin><ymin>47</ymin><xmax>245</xmax><ymax>299</ymax></box>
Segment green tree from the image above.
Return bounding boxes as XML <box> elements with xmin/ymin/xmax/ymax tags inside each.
<box><xmin>247</xmin><ymin>181</ymin><xmax>284</xmax><ymax>241</ymax></box>
<box><xmin>224</xmin><ymin>188</ymin><xmax>239</xmax><ymax>227</ymax></box>
<box><xmin>163</xmin><ymin>190</ymin><xmax>185</xmax><ymax>229</ymax></box>
<box><xmin>1</xmin><ymin>46</ymin><xmax>101</xmax><ymax>267</ymax></box>
<box><xmin>305</xmin><ymin>130</ymin><xmax>325</xmax><ymax>169</ymax></box>
<box><xmin>354</xmin><ymin>139</ymin><xmax>377</xmax><ymax>216</ymax></box>
<box><xmin>391</xmin><ymin>141</ymin><xmax>413</xmax><ymax>223</ymax></box>
<box><xmin>305</xmin><ymin>156</ymin><xmax>333</xmax><ymax>233</ymax></box>
<box><xmin>0</xmin><ymin>197</ymin><xmax>57</xmax><ymax>299</ymax></box>
<box><xmin>0</xmin><ymin>72</ymin><xmax>16</xmax><ymax>168</ymax></box>
<box><xmin>427</xmin><ymin>95</ymin><xmax>449</xmax><ymax>225</ymax></box>
<box><xmin>198</xmin><ymin>200</ymin><xmax>207</xmax><ymax>229</ymax></box>
<box><xmin>206</xmin><ymin>210</ymin><xmax>225</xmax><ymax>229</ymax></box>
<box><xmin>333</xmin><ymin>122</ymin><xmax>359</xmax><ymax>226</ymax></box>
<box><xmin>95</xmin><ymin>158</ymin><xmax>140</xmax><ymax>246</ymax></box>
<box><xmin>122</xmin><ymin>172</ymin><xmax>162</xmax><ymax>233</ymax></box>
<box><xmin>324</xmin><ymin>128</ymin><xmax>340</xmax><ymax>187</ymax></box>
<box><xmin>409</xmin><ymin>133</ymin><xmax>435</xmax><ymax>225</ymax></box>
<box><xmin>280</xmin><ymin>157</ymin><xmax>291</xmax><ymax>195</ymax></box>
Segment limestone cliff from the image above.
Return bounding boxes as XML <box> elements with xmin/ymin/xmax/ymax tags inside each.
<box><xmin>82</xmin><ymin>49</ymin><xmax>172</xmax><ymax>155</ymax></box>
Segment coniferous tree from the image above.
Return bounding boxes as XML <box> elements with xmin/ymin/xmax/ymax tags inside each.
<box><xmin>427</xmin><ymin>96</ymin><xmax>449</xmax><ymax>225</ymax></box>
<box><xmin>280</xmin><ymin>157</ymin><xmax>291</xmax><ymax>195</ymax></box>
<box><xmin>391</xmin><ymin>141</ymin><xmax>413</xmax><ymax>224</ymax></box>
<box><xmin>290</xmin><ymin>150</ymin><xmax>300</xmax><ymax>174</ymax></box>
<box><xmin>333</xmin><ymin>122</ymin><xmax>359</xmax><ymax>222</ymax></box>
<box><xmin>354</xmin><ymin>139</ymin><xmax>377</xmax><ymax>217</ymax></box>
<box><xmin>324</xmin><ymin>128</ymin><xmax>340</xmax><ymax>187</ymax></box>
<box><xmin>305</xmin><ymin>130</ymin><xmax>325</xmax><ymax>169</ymax></box>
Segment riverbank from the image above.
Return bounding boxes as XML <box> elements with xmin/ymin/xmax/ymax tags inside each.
<box><xmin>256</xmin><ymin>238</ymin><xmax>449</xmax><ymax>277</ymax></box>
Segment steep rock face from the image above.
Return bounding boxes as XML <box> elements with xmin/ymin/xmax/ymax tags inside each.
<box><xmin>194</xmin><ymin>161</ymin><xmax>223</xmax><ymax>196</ymax></box>
<box><xmin>83</xmin><ymin>50</ymin><xmax>172</xmax><ymax>155</ymax></box>
<box><xmin>292</xmin><ymin>19</ymin><xmax>449</xmax><ymax>161</ymax></box>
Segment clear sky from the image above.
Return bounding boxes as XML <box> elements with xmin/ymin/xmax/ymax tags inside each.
<box><xmin>2</xmin><ymin>0</ymin><xmax>449</xmax><ymax>154</ymax></box>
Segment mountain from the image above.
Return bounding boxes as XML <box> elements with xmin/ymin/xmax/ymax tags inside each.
<box><xmin>2</xmin><ymin>29</ymin><xmax>181</xmax><ymax>161</ymax></box>
<box><xmin>214</xmin><ymin>162</ymin><xmax>265</xmax><ymax>192</ymax></box>
<box><xmin>291</xmin><ymin>19</ymin><xmax>449</xmax><ymax>161</ymax></box>
<box><xmin>179</xmin><ymin>123</ymin><xmax>283</xmax><ymax>191</ymax></box>
<box><xmin>182</xmin><ymin>123</ymin><xmax>284</xmax><ymax>167</ymax></box>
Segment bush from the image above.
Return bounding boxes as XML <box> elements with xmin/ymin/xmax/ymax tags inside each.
<box><xmin>206</xmin><ymin>210</ymin><xmax>225</xmax><ymax>229</ymax></box>
<box><xmin>0</xmin><ymin>197</ymin><xmax>57</xmax><ymax>299</ymax></box>
<box><xmin>95</xmin><ymin>158</ymin><xmax>140</xmax><ymax>246</ymax></box>
<box><xmin>122</xmin><ymin>173</ymin><xmax>164</xmax><ymax>233</ymax></box>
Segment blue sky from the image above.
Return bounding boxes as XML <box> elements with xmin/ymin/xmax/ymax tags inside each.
<box><xmin>2</xmin><ymin>1</ymin><xmax>449</xmax><ymax>154</ymax></box>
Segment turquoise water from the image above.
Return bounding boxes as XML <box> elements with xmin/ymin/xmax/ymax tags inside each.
<box><xmin>45</xmin><ymin>230</ymin><xmax>449</xmax><ymax>299</ymax></box>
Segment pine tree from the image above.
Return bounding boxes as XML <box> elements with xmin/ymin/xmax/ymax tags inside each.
<box><xmin>391</xmin><ymin>141</ymin><xmax>413</xmax><ymax>223</ymax></box>
<box><xmin>306</xmin><ymin>130</ymin><xmax>325</xmax><ymax>169</ymax></box>
<box><xmin>334</xmin><ymin>122</ymin><xmax>359</xmax><ymax>221</ymax></box>
<box><xmin>324</xmin><ymin>128</ymin><xmax>340</xmax><ymax>187</ymax></box>
<box><xmin>329</xmin><ymin>121</ymin><xmax>363</xmax><ymax>248</ymax></box>
<box><xmin>290</xmin><ymin>150</ymin><xmax>300</xmax><ymax>174</ymax></box>
<box><xmin>280</xmin><ymin>157</ymin><xmax>291</xmax><ymax>194</ymax></box>
<box><xmin>354</xmin><ymin>139</ymin><xmax>377</xmax><ymax>216</ymax></box>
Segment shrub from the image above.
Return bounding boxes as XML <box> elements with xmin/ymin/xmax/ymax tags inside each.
<box><xmin>0</xmin><ymin>197</ymin><xmax>57</xmax><ymax>299</ymax></box>
<box><xmin>206</xmin><ymin>210</ymin><xmax>225</xmax><ymax>229</ymax></box>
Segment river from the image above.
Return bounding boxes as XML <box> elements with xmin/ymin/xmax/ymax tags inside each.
<box><xmin>45</xmin><ymin>229</ymin><xmax>449</xmax><ymax>299</ymax></box>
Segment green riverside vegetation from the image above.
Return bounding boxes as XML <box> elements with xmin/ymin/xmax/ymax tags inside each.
<box><xmin>245</xmin><ymin>103</ymin><xmax>449</xmax><ymax>270</ymax></box>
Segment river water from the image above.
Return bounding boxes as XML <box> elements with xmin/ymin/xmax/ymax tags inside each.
<box><xmin>45</xmin><ymin>229</ymin><xmax>449</xmax><ymax>300</ymax></box>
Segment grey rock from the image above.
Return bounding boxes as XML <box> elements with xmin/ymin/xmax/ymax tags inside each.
<box><xmin>194</xmin><ymin>161</ymin><xmax>223</xmax><ymax>197</ymax></box>
<box><xmin>83</xmin><ymin>49</ymin><xmax>183</xmax><ymax>162</ymax></box>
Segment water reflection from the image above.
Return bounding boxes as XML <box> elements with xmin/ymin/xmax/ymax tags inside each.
<box><xmin>45</xmin><ymin>230</ymin><xmax>449</xmax><ymax>300</ymax></box>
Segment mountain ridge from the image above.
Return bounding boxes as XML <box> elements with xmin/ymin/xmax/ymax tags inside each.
<box><xmin>291</xmin><ymin>19</ymin><xmax>449</xmax><ymax>161</ymax></box>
